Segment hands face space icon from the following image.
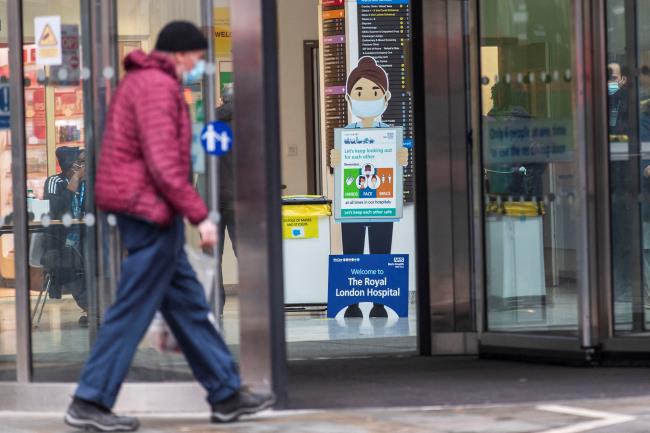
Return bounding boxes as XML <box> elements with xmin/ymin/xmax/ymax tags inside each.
<box><xmin>346</xmin><ymin>177</ymin><xmax>355</xmax><ymax>186</ymax></box>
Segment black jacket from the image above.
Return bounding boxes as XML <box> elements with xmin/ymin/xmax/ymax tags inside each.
<box><xmin>44</xmin><ymin>173</ymin><xmax>77</xmax><ymax>219</ymax></box>
<box><xmin>216</xmin><ymin>102</ymin><xmax>236</xmax><ymax>210</ymax></box>
<box><xmin>609</xmin><ymin>88</ymin><xmax>630</xmax><ymax>135</ymax></box>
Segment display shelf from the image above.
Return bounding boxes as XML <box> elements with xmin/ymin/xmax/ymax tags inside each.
<box><xmin>56</xmin><ymin>140</ymin><xmax>85</xmax><ymax>146</ymax></box>
<box><xmin>54</xmin><ymin>89</ymin><xmax>84</xmax><ymax>148</ymax></box>
<box><xmin>54</xmin><ymin>113</ymin><xmax>83</xmax><ymax>119</ymax></box>
<box><xmin>55</xmin><ymin>125</ymin><xmax>84</xmax><ymax>145</ymax></box>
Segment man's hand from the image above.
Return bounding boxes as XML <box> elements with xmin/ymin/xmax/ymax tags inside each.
<box><xmin>644</xmin><ymin>165</ymin><xmax>650</xmax><ymax>178</ymax></box>
<box><xmin>67</xmin><ymin>170</ymin><xmax>82</xmax><ymax>192</ymax></box>
<box><xmin>398</xmin><ymin>147</ymin><xmax>409</xmax><ymax>167</ymax></box>
<box><xmin>198</xmin><ymin>218</ymin><xmax>218</xmax><ymax>248</ymax></box>
<box><xmin>330</xmin><ymin>149</ymin><xmax>341</xmax><ymax>168</ymax></box>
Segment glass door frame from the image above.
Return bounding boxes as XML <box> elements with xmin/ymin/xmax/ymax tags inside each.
<box><xmin>470</xmin><ymin>0</ymin><xmax>602</xmax><ymax>362</ymax></box>
<box><xmin>8</xmin><ymin>0</ymin><xmax>31</xmax><ymax>384</ymax></box>
<box><xmin>0</xmin><ymin>0</ymin><xmax>290</xmax><ymax>411</ymax></box>
<box><xmin>4</xmin><ymin>0</ymin><xmax>121</xmax><ymax>388</ymax></box>
<box><xmin>596</xmin><ymin>0</ymin><xmax>650</xmax><ymax>355</ymax></box>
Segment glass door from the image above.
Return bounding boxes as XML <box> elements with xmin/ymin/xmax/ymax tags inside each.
<box><xmin>20</xmin><ymin>0</ymin><xmax>98</xmax><ymax>381</ymax></box>
<box><xmin>476</xmin><ymin>0</ymin><xmax>590</xmax><ymax>355</ymax></box>
<box><xmin>281</xmin><ymin>0</ymin><xmax>419</xmax><ymax>360</ymax></box>
<box><xmin>606</xmin><ymin>0</ymin><xmax>650</xmax><ymax>338</ymax></box>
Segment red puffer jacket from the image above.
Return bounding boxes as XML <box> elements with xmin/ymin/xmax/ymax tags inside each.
<box><xmin>95</xmin><ymin>50</ymin><xmax>208</xmax><ymax>226</ymax></box>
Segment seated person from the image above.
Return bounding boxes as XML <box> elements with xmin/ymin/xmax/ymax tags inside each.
<box><xmin>43</xmin><ymin>146</ymin><xmax>88</xmax><ymax>327</ymax></box>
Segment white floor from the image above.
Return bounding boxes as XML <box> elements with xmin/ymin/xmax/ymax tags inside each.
<box><xmin>0</xmin><ymin>293</ymin><xmax>418</xmax><ymax>379</ymax></box>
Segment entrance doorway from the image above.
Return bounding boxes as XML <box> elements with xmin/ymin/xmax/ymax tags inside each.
<box><xmin>278</xmin><ymin>0</ymin><xmax>422</xmax><ymax>362</ymax></box>
<box><xmin>600</xmin><ymin>0</ymin><xmax>650</xmax><ymax>356</ymax></box>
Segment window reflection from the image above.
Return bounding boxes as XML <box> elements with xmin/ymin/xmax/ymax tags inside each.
<box><xmin>607</xmin><ymin>0</ymin><xmax>650</xmax><ymax>332</ymax></box>
<box><xmin>21</xmin><ymin>0</ymin><xmax>94</xmax><ymax>382</ymax></box>
<box><xmin>480</xmin><ymin>0</ymin><xmax>580</xmax><ymax>332</ymax></box>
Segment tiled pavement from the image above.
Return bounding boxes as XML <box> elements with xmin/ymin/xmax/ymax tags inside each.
<box><xmin>2</xmin><ymin>395</ymin><xmax>650</xmax><ymax>433</ymax></box>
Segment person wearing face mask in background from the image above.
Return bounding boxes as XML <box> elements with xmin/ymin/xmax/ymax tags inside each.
<box><xmin>330</xmin><ymin>57</ymin><xmax>408</xmax><ymax>319</ymax></box>
<box><xmin>608</xmin><ymin>62</ymin><xmax>630</xmax><ymax>134</ymax></box>
<box><xmin>64</xmin><ymin>22</ymin><xmax>273</xmax><ymax>432</ymax></box>
<box><xmin>608</xmin><ymin>61</ymin><xmax>636</xmax><ymax>305</ymax></box>
<box><xmin>636</xmin><ymin>67</ymin><xmax>650</xmax><ymax>308</ymax></box>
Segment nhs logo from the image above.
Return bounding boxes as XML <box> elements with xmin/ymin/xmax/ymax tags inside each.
<box><xmin>394</xmin><ymin>257</ymin><xmax>405</xmax><ymax>263</ymax></box>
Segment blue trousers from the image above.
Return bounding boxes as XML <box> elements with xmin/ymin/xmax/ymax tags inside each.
<box><xmin>75</xmin><ymin>215</ymin><xmax>240</xmax><ymax>409</ymax></box>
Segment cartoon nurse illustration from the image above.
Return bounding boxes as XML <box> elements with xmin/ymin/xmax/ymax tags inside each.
<box><xmin>331</xmin><ymin>56</ymin><xmax>409</xmax><ymax>319</ymax></box>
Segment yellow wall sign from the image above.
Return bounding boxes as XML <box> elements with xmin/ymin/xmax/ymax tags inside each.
<box><xmin>34</xmin><ymin>16</ymin><xmax>62</xmax><ymax>66</ymax></box>
<box><xmin>214</xmin><ymin>8</ymin><xmax>232</xmax><ymax>58</ymax></box>
<box><xmin>283</xmin><ymin>216</ymin><xmax>319</xmax><ymax>240</ymax></box>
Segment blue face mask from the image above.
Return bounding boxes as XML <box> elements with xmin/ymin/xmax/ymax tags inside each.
<box><xmin>608</xmin><ymin>81</ymin><xmax>620</xmax><ymax>96</ymax></box>
<box><xmin>349</xmin><ymin>97</ymin><xmax>388</xmax><ymax>120</ymax></box>
<box><xmin>183</xmin><ymin>60</ymin><xmax>206</xmax><ymax>85</ymax></box>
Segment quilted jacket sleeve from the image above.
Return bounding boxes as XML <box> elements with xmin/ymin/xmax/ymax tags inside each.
<box><xmin>133</xmin><ymin>77</ymin><xmax>208</xmax><ymax>225</ymax></box>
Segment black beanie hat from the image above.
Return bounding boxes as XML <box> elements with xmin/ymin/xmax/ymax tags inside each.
<box><xmin>155</xmin><ymin>21</ymin><xmax>208</xmax><ymax>53</ymax></box>
<box><xmin>56</xmin><ymin>146</ymin><xmax>81</xmax><ymax>172</ymax></box>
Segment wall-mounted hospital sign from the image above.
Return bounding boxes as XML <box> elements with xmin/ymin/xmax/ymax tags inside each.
<box><xmin>333</xmin><ymin>127</ymin><xmax>404</xmax><ymax>222</ymax></box>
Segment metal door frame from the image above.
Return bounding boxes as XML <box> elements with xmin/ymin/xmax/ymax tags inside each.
<box><xmin>8</xmin><ymin>0</ymin><xmax>31</xmax><ymax>384</ymax></box>
<box><xmin>230</xmin><ymin>0</ymin><xmax>287</xmax><ymax>406</ymax></box>
<box><xmin>417</xmin><ymin>0</ymin><xmax>478</xmax><ymax>356</ymax></box>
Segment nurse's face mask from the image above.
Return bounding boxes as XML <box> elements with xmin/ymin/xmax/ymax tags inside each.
<box><xmin>346</xmin><ymin>77</ymin><xmax>391</xmax><ymax>120</ymax></box>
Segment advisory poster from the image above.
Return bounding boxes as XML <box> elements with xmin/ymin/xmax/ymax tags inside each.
<box><xmin>334</xmin><ymin>127</ymin><xmax>403</xmax><ymax>221</ymax></box>
<box><xmin>328</xmin><ymin>254</ymin><xmax>409</xmax><ymax>318</ymax></box>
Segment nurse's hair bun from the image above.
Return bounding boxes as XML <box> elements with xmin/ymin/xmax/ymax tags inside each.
<box><xmin>346</xmin><ymin>56</ymin><xmax>389</xmax><ymax>94</ymax></box>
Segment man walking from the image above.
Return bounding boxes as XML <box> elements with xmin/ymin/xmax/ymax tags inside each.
<box><xmin>64</xmin><ymin>21</ymin><xmax>273</xmax><ymax>432</ymax></box>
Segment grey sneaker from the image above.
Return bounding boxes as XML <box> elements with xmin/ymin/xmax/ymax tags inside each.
<box><xmin>211</xmin><ymin>387</ymin><xmax>275</xmax><ymax>423</ymax></box>
<box><xmin>64</xmin><ymin>398</ymin><xmax>140</xmax><ymax>432</ymax></box>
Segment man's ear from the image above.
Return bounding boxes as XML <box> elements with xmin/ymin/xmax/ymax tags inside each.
<box><xmin>384</xmin><ymin>90</ymin><xmax>392</xmax><ymax>103</ymax></box>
